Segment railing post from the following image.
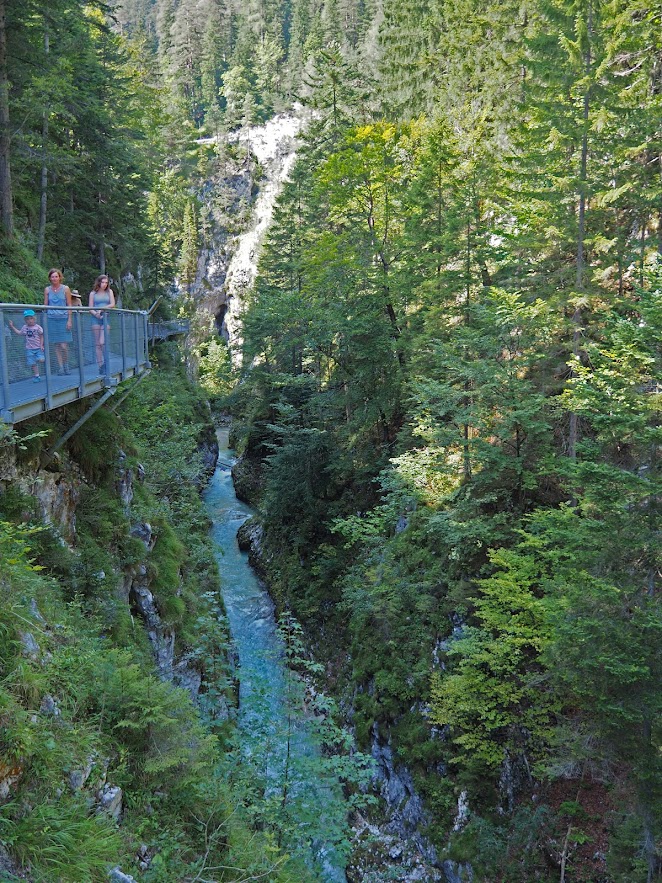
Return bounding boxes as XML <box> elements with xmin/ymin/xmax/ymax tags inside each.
<box><xmin>120</xmin><ymin>310</ymin><xmax>127</xmax><ymax>377</ymax></box>
<box><xmin>102</xmin><ymin>311</ymin><xmax>111</xmax><ymax>385</ymax></box>
<box><xmin>75</xmin><ymin>309</ymin><xmax>85</xmax><ymax>395</ymax></box>
<box><xmin>143</xmin><ymin>312</ymin><xmax>150</xmax><ymax>367</ymax></box>
<box><xmin>42</xmin><ymin>307</ymin><xmax>53</xmax><ymax>410</ymax></box>
<box><xmin>0</xmin><ymin>307</ymin><xmax>11</xmax><ymax>417</ymax></box>
<box><xmin>134</xmin><ymin>312</ymin><xmax>141</xmax><ymax>369</ymax></box>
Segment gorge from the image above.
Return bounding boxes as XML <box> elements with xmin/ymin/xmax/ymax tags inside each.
<box><xmin>1</xmin><ymin>0</ymin><xmax>661</xmax><ymax>880</ymax></box>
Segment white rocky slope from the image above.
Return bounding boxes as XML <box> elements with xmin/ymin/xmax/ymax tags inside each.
<box><xmin>190</xmin><ymin>107</ymin><xmax>308</xmax><ymax>364</ymax></box>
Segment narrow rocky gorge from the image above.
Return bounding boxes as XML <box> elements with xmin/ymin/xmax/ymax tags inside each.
<box><xmin>200</xmin><ymin>115</ymin><xmax>462</xmax><ymax>882</ymax></box>
<box><xmin>188</xmin><ymin>108</ymin><xmax>309</xmax><ymax>364</ymax></box>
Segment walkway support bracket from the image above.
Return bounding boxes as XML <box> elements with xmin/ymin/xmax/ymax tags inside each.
<box><xmin>107</xmin><ymin>369</ymin><xmax>151</xmax><ymax>413</ymax></box>
<box><xmin>40</xmin><ymin>387</ymin><xmax>116</xmax><ymax>466</ymax></box>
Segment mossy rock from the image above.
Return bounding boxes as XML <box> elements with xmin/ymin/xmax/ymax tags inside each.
<box><xmin>230</xmin><ymin>455</ymin><xmax>263</xmax><ymax>505</ymax></box>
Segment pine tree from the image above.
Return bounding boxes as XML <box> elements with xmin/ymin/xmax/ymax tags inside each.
<box><xmin>0</xmin><ymin>0</ymin><xmax>11</xmax><ymax>236</ymax></box>
<box><xmin>377</xmin><ymin>0</ymin><xmax>437</xmax><ymax>118</ymax></box>
<box><xmin>255</xmin><ymin>34</ymin><xmax>285</xmax><ymax>114</ymax></box>
<box><xmin>179</xmin><ymin>200</ymin><xmax>199</xmax><ymax>291</ymax></box>
<box><xmin>199</xmin><ymin>7</ymin><xmax>230</xmax><ymax>128</ymax></box>
<box><xmin>431</xmin><ymin>549</ymin><xmax>556</xmax><ymax>776</ymax></box>
<box><xmin>599</xmin><ymin>0</ymin><xmax>662</xmax><ymax>279</ymax></box>
<box><xmin>169</xmin><ymin>0</ymin><xmax>206</xmax><ymax>125</ymax></box>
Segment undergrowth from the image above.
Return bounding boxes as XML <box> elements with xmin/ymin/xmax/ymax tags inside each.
<box><xmin>0</xmin><ymin>350</ymin><xmax>303</xmax><ymax>881</ymax></box>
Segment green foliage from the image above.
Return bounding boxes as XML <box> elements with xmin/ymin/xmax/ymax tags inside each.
<box><xmin>430</xmin><ymin>550</ymin><xmax>556</xmax><ymax>772</ymax></box>
<box><xmin>0</xmin><ymin>365</ymin><xmax>305</xmax><ymax>880</ymax></box>
<box><xmin>178</xmin><ymin>200</ymin><xmax>200</xmax><ymax>290</ymax></box>
<box><xmin>4</xmin><ymin>800</ymin><xmax>123</xmax><ymax>883</ymax></box>
<box><xmin>195</xmin><ymin>336</ymin><xmax>236</xmax><ymax>400</ymax></box>
<box><xmin>117</xmin><ymin>365</ymin><xmax>221</xmax><ymax>643</ymax></box>
<box><xmin>231</xmin><ymin>2</ymin><xmax>662</xmax><ymax>865</ymax></box>
<box><xmin>446</xmin><ymin>805</ymin><xmax>554</xmax><ymax>881</ymax></box>
<box><xmin>4</xmin><ymin>0</ymin><xmax>662</xmax><ymax>874</ymax></box>
<box><xmin>0</xmin><ymin>239</ymin><xmax>49</xmax><ymax>303</ymax></box>
<box><xmin>4</xmin><ymin>1</ymin><xmax>168</xmax><ymax>296</ymax></box>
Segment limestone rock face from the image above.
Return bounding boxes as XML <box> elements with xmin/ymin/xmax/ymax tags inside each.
<box><xmin>236</xmin><ymin>516</ymin><xmax>267</xmax><ymax>579</ymax></box>
<box><xmin>126</xmin><ymin>519</ymin><xmax>185</xmax><ymax>683</ymax></box>
<box><xmin>97</xmin><ymin>783</ymin><xmax>123</xmax><ymax>821</ymax></box>
<box><xmin>0</xmin><ymin>439</ymin><xmax>82</xmax><ymax>541</ymax></box>
<box><xmin>29</xmin><ymin>599</ymin><xmax>46</xmax><ymax>623</ymax></box>
<box><xmin>39</xmin><ymin>694</ymin><xmax>61</xmax><ymax>717</ymax></box>
<box><xmin>130</xmin><ymin>521</ymin><xmax>154</xmax><ymax>549</ymax></box>
<box><xmin>0</xmin><ymin>844</ymin><xmax>26</xmax><ymax>881</ymax></box>
<box><xmin>68</xmin><ymin>755</ymin><xmax>96</xmax><ymax>792</ymax></box>
<box><xmin>197</xmin><ymin>424</ymin><xmax>219</xmax><ymax>482</ymax></box>
<box><xmin>108</xmin><ymin>867</ymin><xmax>137</xmax><ymax>883</ymax></box>
<box><xmin>130</xmin><ymin>585</ymin><xmax>175</xmax><ymax>679</ymax></box>
<box><xmin>443</xmin><ymin>860</ymin><xmax>474</xmax><ymax>883</ymax></box>
<box><xmin>452</xmin><ymin>790</ymin><xmax>470</xmax><ymax>832</ymax></box>
<box><xmin>236</xmin><ymin>515</ymin><xmax>262</xmax><ymax>553</ymax></box>
<box><xmin>173</xmin><ymin>655</ymin><xmax>203</xmax><ymax>701</ymax></box>
<box><xmin>116</xmin><ymin>450</ymin><xmax>133</xmax><ymax>512</ymax></box>
<box><xmin>348</xmin><ymin>811</ymin><xmax>443</xmax><ymax>882</ymax></box>
<box><xmin>18</xmin><ymin>631</ymin><xmax>40</xmax><ymax>661</ymax></box>
<box><xmin>184</xmin><ymin>109</ymin><xmax>308</xmax><ymax>369</ymax></box>
<box><xmin>30</xmin><ymin>471</ymin><xmax>80</xmax><ymax>540</ymax></box>
<box><xmin>370</xmin><ymin>724</ymin><xmax>438</xmax><ymax>866</ymax></box>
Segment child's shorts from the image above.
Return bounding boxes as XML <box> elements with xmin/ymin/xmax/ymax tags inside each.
<box><xmin>26</xmin><ymin>350</ymin><xmax>45</xmax><ymax>367</ymax></box>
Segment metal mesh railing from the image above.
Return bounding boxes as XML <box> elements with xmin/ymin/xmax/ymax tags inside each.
<box><xmin>0</xmin><ymin>304</ymin><xmax>150</xmax><ymax>422</ymax></box>
<box><xmin>148</xmin><ymin>319</ymin><xmax>189</xmax><ymax>341</ymax></box>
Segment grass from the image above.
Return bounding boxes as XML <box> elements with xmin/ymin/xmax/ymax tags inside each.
<box><xmin>0</xmin><ymin>237</ymin><xmax>48</xmax><ymax>305</ymax></box>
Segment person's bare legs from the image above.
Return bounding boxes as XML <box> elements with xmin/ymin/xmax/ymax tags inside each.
<box><xmin>54</xmin><ymin>341</ymin><xmax>69</xmax><ymax>373</ymax></box>
<box><xmin>92</xmin><ymin>325</ymin><xmax>104</xmax><ymax>369</ymax></box>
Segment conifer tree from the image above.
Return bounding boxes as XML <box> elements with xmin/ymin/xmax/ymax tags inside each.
<box><xmin>179</xmin><ymin>200</ymin><xmax>199</xmax><ymax>291</ymax></box>
<box><xmin>377</xmin><ymin>0</ymin><xmax>437</xmax><ymax>118</ymax></box>
<box><xmin>200</xmin><ymin>7</ymin><xmax>232</xmax><ymax>128</ymax></box>
<box><xmin>0</xmin><ymin>0</ymin><xmax>12</xmax><ymax>236</ymax></box>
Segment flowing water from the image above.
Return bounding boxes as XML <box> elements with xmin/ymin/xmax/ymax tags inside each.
<box><xmin>203</xmin><ymin>428</ymin><xmax>348</xmax><ymax>882</ymax></box>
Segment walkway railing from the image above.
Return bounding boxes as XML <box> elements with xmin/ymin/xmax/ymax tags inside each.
<box><xmin>0</xmin><ymin>304</ymin><xmax>152</xmax><ymax>424</ymax></box>
<box><xmin>148</xmin><ymin>319</ymin><xmax>190</xmax><ymax>342</ymax></box>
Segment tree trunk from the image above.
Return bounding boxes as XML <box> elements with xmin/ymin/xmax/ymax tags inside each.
<box><xmin>465</xmin><ymin>216</ymin><xmax>471</xmax><ymax>301</ymax></box>
<box><xmin>576</xmin><ymin>122</ymin><xmax>588</xmax><ymax>291</ymax></box>
<box><xmin>568</xmin><ymin>4</ymin><xmax>592</xmax><ymax>462</ymax></box>
<box><xmin>640</xmin><ymin>219</ymin><xmax>647</xmax><ymax>287</ymax></box>
<box><xmin>567</xmin><ymin>303</ymin><xmax>583</xmax><ymax>461</ymax></box>
<box><xmin>37</xmin><ymin>28</ymin><xmax>50</xmax><ymax>262</ymax></box>
<box><xmin>0</xmin><ymin>0</ymin><xmax>13</xmax><ymax>237</ymax></box>
<box><xmin>463</xmin><ymin>412</ymin><xmax>472</xmax><ymax>482</ymax></box>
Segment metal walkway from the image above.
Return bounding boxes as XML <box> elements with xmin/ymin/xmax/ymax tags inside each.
<box><xmin>1</xmin><ymin>304</ymin><xmax>188</xmax><ymax>424</ymax></box>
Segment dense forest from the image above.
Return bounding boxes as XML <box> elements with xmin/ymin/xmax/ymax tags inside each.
<box><xmin>235</xmin><ymin>1</ymin><xmax>662</xmax><ymax>880</ymax></box>
<box><xmin>1</xmin><ymin>0</ymin><xmax>662</xmax><ymax>880</ymax></box>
